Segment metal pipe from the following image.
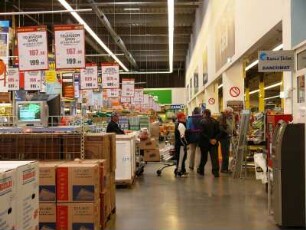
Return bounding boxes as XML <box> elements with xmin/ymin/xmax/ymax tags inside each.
<box><xmin>73</xmin><ymin>2</ymin><xmax>201</xmax><ymax>7</ymax></box>
<box><xmin>0</xmin><ymin>9</ymin><xmax>92</xmax><ymax>16</ymax></box>
<box><xmin>87</xmin><ymin>0</ymin><xmax>138</xmax><ymax>70</ymax></box>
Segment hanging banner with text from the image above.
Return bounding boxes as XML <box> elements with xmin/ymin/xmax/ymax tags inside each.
<box><xmin>7</xmin><ymin>68</ymin><xmax>19</xmax><ymax>91</ymax></box>
<box><xmin>101</xmin><ymin>64</ymin><xmax>119</xmax><ymax>88</ymax></box>
<box><xmin>106</xmin><ymin>88</ymin><xmax>119</xmax><ymax>98</ymax></box>
<box><xmin>24</xmin><ymin>71</ymin><xmax>42</xmax><ymax>90</ymax></box>
<box><xmin>121</xmin><ymin>78</ymin><xmax>135</xmax><ymax>97</ymax></box>
<box><xmin>80</xmin><ymin>64</ymin><xmax>98</xmax><ymax>89</ymax></box>
<box><xmin>134</xmin><ymin>89</ymin><xmax>144</xmax><ymax>103</ymax></box>
<box><xmin>121</xmin><ymin>96</ymin><xmax>131</xmax><ymax>103</ymax></box>
<box><xmin>54</xmin><ymin>25</ymin><xmax>85</xmax><ymax>70</ymax></box>
<box><xmin>258</xmin><ymin>50</ymin><xmax>294</xmax><ymax>72</ymax></box>
<box><xmin>17</xmin><ymin>26</ymin><xmax>48</xmax><ymax>71</ymax></box>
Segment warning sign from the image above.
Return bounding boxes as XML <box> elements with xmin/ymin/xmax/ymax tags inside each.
<box><xmin>208</xmin><ymin>98</ymin><xmax>215</xmax><ymax>105</ymax></box>
<box><xmin>229</xmin><ymin>86</ymin><xmax>240</xmax><ymax>98</ymax></box>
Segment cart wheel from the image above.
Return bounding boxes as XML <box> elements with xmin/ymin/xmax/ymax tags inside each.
<box><xmin>156</xmin><ymin>170</ymin><xmax>162</xmax><ymax>176</ymax></box>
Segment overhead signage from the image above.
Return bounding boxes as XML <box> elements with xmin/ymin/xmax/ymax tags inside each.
<box><xmin>170</xmin><ymin>104</ymin><xmax>185</xmax><ymax>110</ymax></box>
<box><xmin>258</xmin><ymin>50</ymin><xmax>294</xmax><ymax>72</ymax></box>
<box><xmin>54</xmin><ymin>25</ymin><xmax>85</xmax><ymax>70</ymax></box>
<box><xmin>80</xmin><ymin>64</ymin><xmax>98</xmax><ymax>89</ymax></box>
<box><xmin>24</xmin><ymin>71</ymin><xmax>42</xmax><ymax>91</ymax></box>
<box><xmin>121</xmin><ymin>96</ymin><xmax>131</xmax><ymax>103</ymax></box>
<box><xmin>121</xmin><ymin>78</ymin><xmax>135</xmax><ymax>97</ymax></box>
<box><xmin>101</xmin><ymin>64</ymin><xmax>119</xmax><ymax>89</ymax></box>
<box><xmin>134</xmin><ymin>89</ymin><xmax>144</xmax><ymax>103</ymax></box>
<box><xmin>7</xmin><ymin>68</ymin><xmax>19</xmax><ymax>91</ymax></box>
<box><xmin>17</xmin><ymin>26</ymin><xmax>48</xmax><ymax>71</ymax></box>
<box><xmin>106</xmin><ymin>88</ymin><xmax>119</xmax><ymax>98</ymax></box>
<box><xmin>143</xmin><ymin>94</ymin><xmax>149</xmax><ymax>105</ymax></box>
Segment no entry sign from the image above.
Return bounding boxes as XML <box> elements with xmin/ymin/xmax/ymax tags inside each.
<box><xmin>229</xmin><ymin>86</ymin><xmax>240</xmax><ymax>97</ymax></box>
<box><xmin>208</xmin><ymin>98</ymin><xmax>215</xmax><ymax>105</ymax></box>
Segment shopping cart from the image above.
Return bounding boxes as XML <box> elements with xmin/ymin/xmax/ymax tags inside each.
<box><xmin>156</xmin><ymin>144</ymin><xmax>176</xmax><ymax>176</ymax></box>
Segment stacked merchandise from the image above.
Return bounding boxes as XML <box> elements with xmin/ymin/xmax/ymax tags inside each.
<box><xmin>248</xmin><ymin>112</ymin><xmax>265</xmax><ymax>144</ymax></box>
<box><xmin>0</xmin><ymin>161</ymin><xmax>39</xmax><ymax>230</ymax></box>
<box><xmin>138</xmin><ymin>137</ymin><xmax>160</xmax><ymax>162</ymax></box>
<box><xmin>129</xmin><ymin>116</ymin><xmax>140</xmax><ymax>131</ymax></box>
<box><xmin>119</xmin><ymin>116</ymin><xmax>129</xmax><ymax>130</ymax></box>
<box><xmin>139</xmin><ymin>116</ymin><xmax>150</xmax><ymax>129</ymax></box>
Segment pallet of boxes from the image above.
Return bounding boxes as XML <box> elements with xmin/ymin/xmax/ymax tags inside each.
<box><xmin>138</xmin><ymin>128</ymin><xmax>160</xmax><ymax>162</ymax></box>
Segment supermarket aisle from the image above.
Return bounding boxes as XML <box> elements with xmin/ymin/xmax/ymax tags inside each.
<box><xmin>106</xmin><ymin>164</ymin><xmax>278</xmax><ymax>230</ymax></box>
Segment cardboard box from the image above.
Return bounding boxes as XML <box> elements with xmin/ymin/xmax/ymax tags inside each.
<box><xmin>144</xmin><ymin>149</ymin><xmax>160</xmax><ymax>162</ymax></box>
<box><xmin>56</xmin><ymin>162</ymin><xmax>100</xmax><ymax>202</ymax></box>
<box><xmin>0</xmin><ymin>168</ymin><xmax>16</xmax><ymax>230</ymax></box>
<box><xmin>56</xmin><ymin>201</ymin><xmax>100</xmax><ymax>230</ymax></box>
<box><xmin>39</xmin><ymin>161</ymin><xmax>65</xmax><ymax>202</ymax></box>
<box><xmin>138</xmin><ymin>138</ymin><xmax>158</xmax><ymax>150</ymax></box>
<box><xmin>39</xmin><ymin>203</ymin><xmax>56</xmax><ymax>230</ymax></box>
<box><xmin>0</xmin><ymin>161</ymin><xmax>39</xmax><ymax>230</ymax></box>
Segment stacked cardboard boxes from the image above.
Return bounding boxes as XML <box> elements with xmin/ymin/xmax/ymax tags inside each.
<box><xmin>139</xmin><ymin>137</ymin><xmax>160</xmax><ymax>162</ymax></box>
<box><xmin>0</xmin><ymin>161</ymin><xmax>39</xmax><ymax>230</ymax></box>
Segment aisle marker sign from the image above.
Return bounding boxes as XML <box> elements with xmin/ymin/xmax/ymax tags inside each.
<box><xmin>121</xmin><ymin>78</ymin><xmax>135</xmax><ymax>97</ymax></box>
<box><xmin>80</xmin><ymin>64</ymin><xmax>98</xmax><ymax>89</ymax></box>
<box><xmin>24</xmin><ymin>71</ymin><xmax>42</xmax><ymax>90</ymax></box>
<box><xmin>7</xmin><ymin>68</ymin><xmax>19</xmax><ymax>91</ymax></box>
<box><xmin>17</xmin><ymin>26</ymin><xmax>48</xmax><ymax>71</ymax></box>
<box><xmin>208</xmin><ymin>98</ymin><xmax>215</xmax><ymax>105</ymax></box>
<box><xmin>229</xmin><ymin>86</ymin><xmax>240</xmax><ymax>98</ymax></box>
<box><xmin>101</xmin><ymin>64</ymin><xmax>119</xmax><ymax>89</ymax></box>
<box><xmin>54</xmin><ymin>25</ymin><xmax>85</xmax><ymax>70</ymax></box>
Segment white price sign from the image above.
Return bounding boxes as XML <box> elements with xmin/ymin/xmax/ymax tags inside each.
<box><xmin>24</xmin><ymin>71</ymin><xmax>42</xmax><ymax>90</ymax></box>
<box><xmin>17</xmin><ymin>26</ymin><xmax>48</xmax><ymax>71</ymax></box>
<box><xmin>102</xmin><ymin>64</ymin><xmax>119</xmax><ymax>88</ymax></box>
<box><xmin>121</xmin><ymin>78</ymin><xmax>135</xmax><ymax>97</ymax></box>
<box><xmin>80</xmin><ymin>64</ymin><xmax>98</xmax><ymax>89</ymax></box>
<box><xmin>7</xmin><ymin>68</ymin><xmax>19</xmax><ymax>91</ymax></box>
<box><xmin>143</xmin><ymin>94</ymin><xmax>149</xmax><ymax>105</ymax></box>
<box><xmin>54</xmin><ymin>25</ymin><xmax>85</xmax><ymax>69</ymax></box>
<box><xmin>121</xmin><ymin>96</ymin><xmax>131</xmax><ymax>103</ymax></box>
<box><xmin>134</xmin><ymin>89</ymin><xmax>144</xmax><ymax>103</ymax></box>
<box><xmin>106</xmin><ymin>88</ymin><xmax>119</xmax><ymax>98</ymax></box>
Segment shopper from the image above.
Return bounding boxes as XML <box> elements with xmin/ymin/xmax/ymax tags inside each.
<box><xmin>106</xmin><ymin>112</ymin><xmax>125</xmax><ymax>134</ymax></box>
<box><xmin>197</xmin><ymin>109</ymin><xmax>220</xmax><ymax>177</ymax></box>
<box><xmin>218</xmin><ymin>107</ymin><xmax>235</xmax><ymax>173</ymax></box>
<box><xmin>174</xmin><ymin>112</ymin><xmax>188</xmax><ymax>177</ymax></box>
<box><xmin>186</xmin><ymin>107</ymin><xmax>202</xmax><ymax>170</ymax></box>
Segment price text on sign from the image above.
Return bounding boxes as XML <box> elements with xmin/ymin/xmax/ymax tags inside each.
<box><xmin>54</xmin><ymin>25</ymin><xmax>85</xmax><ymax>69</ymax></box>
<box><xmin>102</xmin><ymin>64</ymin><xmax>119</xmax><ymax>89</ymax></box>
<box><xmin>208</xmin><ymin>98</ymin><xmax>215</xmax><ymax>105</ymax></box>
<box><xmin>17</xmin><ymin>26</ymin><xmax>48</xmax><ymax>71</ymax></box>
<box><xmin>7</xmin><ymin>68</ymin><xmax>19</xmax><ymax>91</ymax></box>
<box><xmin>24</xmin><ymin>71</ymin><xmax>41</xmax><ymax>91</ymax></box>
<box><xmin>107</xmin><ymin>89</ymin><xmax>119</xmax><ymax>97</ymax></box>
<box><xmin>121</xmin><ymin>78</ymin><xmax>135</xmax><ymax>97</ymax></box>
<box><xmin>229</xmin><ymin>86</ymin><xmax>241</xmax><ymax>98</ymax></box>
<box><xmin>80</xmin><ymin>65</ymin><xmax>98</xmax><ymax>89</ymax></box>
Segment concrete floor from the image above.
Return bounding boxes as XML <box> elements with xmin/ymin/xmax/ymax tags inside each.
<box><xmin>106</xmin><ymin>163</ymin><xmax>279</xmax><ymax>230</ymax></box>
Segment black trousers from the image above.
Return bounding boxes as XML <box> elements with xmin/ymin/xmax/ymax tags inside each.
<box><xmin>220</xmin><ymin>137</ymin><xmax>230</xmax><ymax>171</ymax></box>
<box><xmin>175</xmin><ymin>143</ymin><xmax>187</xmax><ymax>173</ymax></box>
<box><xmin>199</xmin><ymin>145</ymin><xmax>219</xmax><ymax>175</ymax></box>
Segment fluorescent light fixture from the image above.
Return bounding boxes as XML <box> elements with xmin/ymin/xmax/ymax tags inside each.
<box><xmin>245</xmin><ymin>60</ymin><xmax>259</xmax><ymax>71</ymax></box>
<box><xmin>264</xmin><ymin>95</ymin><xmax>280</xmax><ymax>100</ymax></box>
<box><xmin>168</xmin><ymin>0</ymin><xmax>174</xmax><ymax>73</ymax></box>
<box><xmin>218</xmin><ymin>84</ymin><xmax>223</xmax><ymax>89</ymax></box>
<box><xmin>249</xmin><ymin>89</ymin><xmax>260</xmax><ymax>95</ymax></box>
<box><xmin>264</xmin><ymin>82</ymin><xmax>282</xmax><ymax>90</ymax></box>
<box><xmin>57</xmin><ymin>0</ymin><xmax>129</xmax><ymax>71</ymax></box>
<box><xmin>123</xmin><ymin>8</ymin><xmax>140</xmax><ymax>11</ymax></box>
<box><xmin>272</xmin><ymin>44</ymin><xmax>283</xmax><ymax>51</ymax></box>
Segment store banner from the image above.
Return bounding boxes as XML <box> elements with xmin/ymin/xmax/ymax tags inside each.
<box><xmin>121</xmin><ymin>78</ymin><xmax>135</xmax><ymax>97</ymax></box>
<box><xmin>101</xmin><ymin>63</ymin><xmax>119</xmax><ymax>89</ymax></box>
<box><xmin>134</xmin><ymin>88</ymin><xmax>144</xmax><ymax>103</ymax></box>
<box><xmin>24</xmin><ymin>71</ymin><xmax>42</xmax><ymax>90</ymax></box>
<box><xmin>62</xmin><ymin>72</ymin><xmax>75</xmax><ymax>99</ymax></box>
<box><xmin>54</xmin><ymin>25</ymin><xmax>85</xmax><ymax>69</ymax></box>
<box><xmin>7</xmin><ymin>68</ymin><xmax>19</xmax><ymax>91</ymax></box>
<box><xmin>17</xmin><ymin>26</ymin><xmax>48</xmax><ymax>71</ymax></box>
<box><xmin>106</xmin><ymin>88</ymin><xmax>119</xmax><ymax>98</ymax></box>
<box><xmin>80</xmin><ymin>64</ymin><xmax>98</xmax><ymax>89</ymax></box>
<box><xmin>121</xmin><ymin>96</ymin><xmax>131</xmax><ymax>103</ymax></box>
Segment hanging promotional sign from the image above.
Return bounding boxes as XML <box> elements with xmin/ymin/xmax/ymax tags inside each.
<box><xmin>134</xmin><ymin>88</ymin><xmax>144</xmax><ymax>103</ymax></box>
<box><xmin>258</xmin><ymin>50</ymin><xmax>295</xmax><ymax>72</ymax></box>
<box><xmin>106</xmin><ymin>88</ymin><xmax>119</xmax><ymax>98</ymax></box>
<box><xmin>143</xmin><ymin>94</ymin><xmax>149</xmax><ymax>105</ymax></box>
<box><xmin>149</xmin><ymin>96</ymin><xmax>154</xmax><ymax>109</ymax></box>
<box><xmin>121</xmin><ymin>96</ymin><xmax>131</xmax><ymax>103</ymax></box>
<box><xmin>80</xmin><ymin>64</ymin><xmax>98</xmax><ymax>89</ymax></box>
<box><xmin>101</xmin><ymin>64</ymin><xmax>119</xmax><ymax>88</ymax></box>
<box><xmin>24</xmin><ymin>71</ymin><xmax>42</xmax><ymax>90</ymax></box>
<box><xmin>17</xmin><ymin>26</ymin><xmax>48</xmax><ymax>71</ymax></box>
<box><xmin>121</xmin><ymin>78</ymin><xmax>135</xmax><ymax>97</ymax></box>
<box><xmin>7</xmin><ymin>68</ymin><xmax>19</xmax><ymax>91</ymax></box>
<box><xmin>54</xmin><ymin>25</ymin><xmax>85</xmax><ymax>70</ymax></box>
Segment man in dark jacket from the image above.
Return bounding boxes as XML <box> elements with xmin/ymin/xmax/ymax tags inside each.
<box><xmin>197</xmin><ymin>109</ymin><xmax>220</xmax><ymax>177</ymax></box>
<box><xmin>106</xmin><ymin>112</ymin><xmax>125</xmax><ymax>134</ymax></box>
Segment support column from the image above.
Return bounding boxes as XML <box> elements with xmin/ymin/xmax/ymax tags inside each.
<box><xmin>259</xmin><ymin>74</ymin><xmax>265</xmax><ymax>112</ymax></box>
<box><xmin>205</xmin><ymin>83</ymin><xmax>219</xmax><ymax>114</ymax></box>
<box><xmin>222</xmin><ymin>62</ymin><xmax>244</xmax><ymax>110</ymax></box>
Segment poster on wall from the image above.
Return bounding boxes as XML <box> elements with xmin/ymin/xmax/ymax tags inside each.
<box><xmin>24</xmin><ymin>71</ymin><xmax>42</xmax><ymax>91</ymax></box>
<box><xmin>106</xmin><ymin>88</ymin><xmax>119</xmax><ymax>98</ymax></box>
<box><xmin>7</xmin><ymin>68</ymin><xmax>19</xmax><ymax>91</ymax></box>
<box><xmin>215</xmin><ymin>1</ymin><xmax>235</xmax><ymax>71</ymax></box>
<box><xmin>121</xmin><ymin>78</ymin><xmax>135</xmax><ymax>97</ymax></box>
<box><xmin>80</xmin><ymin>64</ymin><xmax>98</xmax><ymax>89</ymax></box>
<box><xmin>17</xmin><ymin>26</ymin><xmax>48</xmax><ymax>71</ymax></box>
<box><xmin>54</xmin><ymin>25</ymin><xmax>85</xmax><ymax>70</ymax></box>
<box><xmin>101</xmin><ymin>64</ymin><xmax>119</xmax><ymax>89</ymax></box>
<box><xmin>134</xmin><ymin>88</ymin><xmax>144</xmax><ymax>103</ymax></box>
<box><xmin>194</xmin><ymin>73</ymin><xmax>199</xmax><ymax>95</ymax></box>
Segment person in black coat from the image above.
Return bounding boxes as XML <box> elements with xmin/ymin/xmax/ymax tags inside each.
<box><xmin>106</xmin><ymin>112</ymin><xmax>125</xmax><ymax>134</ymax></box>
<box><xmin>197</xmin><ymin>109</ymin><xmax>220</xmax><ymax>177</ymax></box>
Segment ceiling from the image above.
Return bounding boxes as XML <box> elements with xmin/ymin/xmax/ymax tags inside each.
<box><xmin>1</xmin><ymin>0</ymin><xmax>201</xmax><ymax>88</ymax></box>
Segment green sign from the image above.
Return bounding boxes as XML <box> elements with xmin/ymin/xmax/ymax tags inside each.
<box><xmin>144</xmin><ymin>89</ymin><xmax>172</xmax><ymax>104</ymax></box>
